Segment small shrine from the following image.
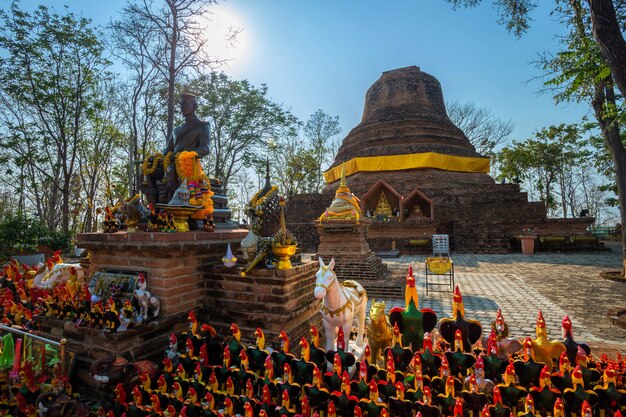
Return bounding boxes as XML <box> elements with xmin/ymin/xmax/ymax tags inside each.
<box><xmin>316</xmin><ymin>168</ymin><xmax>395</xmax><ymax>298</ymax></box>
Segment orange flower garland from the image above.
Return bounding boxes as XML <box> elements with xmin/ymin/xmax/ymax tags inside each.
<box><xmin>175</xmin><ymin>151</ymin><xmax>214</xmax><ymax>220</ymax></box>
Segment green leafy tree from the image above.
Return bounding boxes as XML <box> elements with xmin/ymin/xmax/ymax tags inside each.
<box><xmin>446</xmin><ymin>0</ymin><xmax>626</xmax><ymax>275</ymax></box>
<box><xmin>497</xmin><ymin>124</ymin><xmax>592</xmax><ymax>217</ymax></box>
<box><xmin>191</xmin><ymin>72</ymin><xmax>297</xmax><ymax>191</ymax></box>
<box><xmin>0</xmin><ymin>3</ymin><xmax>111</xmax><ymax>234</ymax></box>
<box><xmin>303</xmin><ymin>110</ymin><xmax>342</xmax><ymax>192</ymax></box>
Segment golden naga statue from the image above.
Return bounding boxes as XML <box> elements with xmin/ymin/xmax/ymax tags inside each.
<box><xmin>373</xmin><ymin>191</ymin><xmax>393</xmax><ymax>217</ymax></box>
<box><xmin>319</xmin><ymin>165</ymin><xmax>362</xmax><ymax>222</ymax></box>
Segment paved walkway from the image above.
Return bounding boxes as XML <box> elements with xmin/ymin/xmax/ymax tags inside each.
<box><xmin>311</xmin><ymin>243</ymin><xmax>626</xmax><ymax>355</ymax></box>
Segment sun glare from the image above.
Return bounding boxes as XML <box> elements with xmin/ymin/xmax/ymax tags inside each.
<box><xmin>200</xmin><ymin>5</ymin><xmax>249</xmax><ymax>70</ymax></box>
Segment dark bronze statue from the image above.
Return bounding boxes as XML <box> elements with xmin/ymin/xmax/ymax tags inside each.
<box><xmin>141</xmin><ymin>93</ymin><xmax>210</xmax><ymax>204</ymax></box>
<box><xmin>163</xmin><ymin>93</ymin><xmax>210</xmax><ymax>201</ymax></box>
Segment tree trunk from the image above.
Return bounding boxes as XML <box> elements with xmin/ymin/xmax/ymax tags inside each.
<box><xmin>592</xmin><ymin>80</ymin><xmax>626</xmax><ymax>276</ymax></box>
<box><xmin>586</xmin><ymin>0</ymin><xmax>626</xmax><ymax>276</ymax></box>
<box><xmin>166</xmin><ymin>1</ymin><xmax>178</xmax><ymax>143</ymax></box>
<box><xmin>588</xmin><ymin>0</ymin><xmax>626</xmax><ymax>100</ymax></box>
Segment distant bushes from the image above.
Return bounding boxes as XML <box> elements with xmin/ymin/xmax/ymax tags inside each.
<box><xmin>0</xmin><ymin>212</ymin><xmax>72</xmax><ymax>261</ymax></box>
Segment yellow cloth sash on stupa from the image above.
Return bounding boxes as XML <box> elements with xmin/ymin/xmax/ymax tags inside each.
<box><xmin>323</xmin><ymin>152</ymin><xmax>490</xmax><ymax>184</ymax></box>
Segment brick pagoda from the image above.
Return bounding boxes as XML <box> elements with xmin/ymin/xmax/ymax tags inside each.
<box><xmin>287</xmin><ymin>66</ymin><xmax>592</xmax><ymax>252</ymax></box>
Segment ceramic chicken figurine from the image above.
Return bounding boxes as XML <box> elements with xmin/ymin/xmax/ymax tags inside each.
<box><xmin>246</xmin><ymin>327</ymin><xmax>269</xmax><ymax>373</ymax></box>
<box><xmin>438</xmin><ymin>286</ymin><xmax>482</xmax><ymax>352</ymax></box>
<box><xmin>383</xmin><ymin>322</ymin><xmax>413</xmax><ymax>372</ymax></box>
<box><xmin>437</xmin><ymin>376</ymin><xmax>461</xmax><ymax>416</ymax></box>
<box><xmin>325</xmin><ymin>326</ymin><xmax>356</xmax><ymax>373</ymax></box>
<box><xmin>308</xmin><ymin>325</ymin><xmax>327</xmax><ymax>373</ymax></box>
<box><xmin>531</xmin><ymin>310</ymin><xmax>565</xmax><ymax>370</ymax></box>
<box><xmin>377</xmin><ymin>352</ymin><xmax>405</xmax><ymax>401</ymax></box>
<box><xmin>418</xmin><ymin>333</ymin><xmax>443</xmax><ymax>378</ymax></box>
<box><xmin>461</xmin><ymin>374</ymin><xmax>490</xmax><ymax>417</ymax></box>
<box><xmin>388</xmin><ymin>381</ymin><xmax>414</xmax><ymax>417</ymax></box>
<box><xmin>330</xmin><ymin>371</ymin><xmax>360</xmax><ymax>417</ymax></box>
<box><xmin>350</xmin><ymin>360</ymin><xmax>371</xmax><ymax>400</ymax></box>
<box><xmin>482</xmin><ymin>309</ymin><xmax>522</xmax><ymax>360</ymax></box>
<box><xmin>468</xmin><ymin>356</ymin><xmax>495</xmax><ymax>393</ymax></box>
<box><xmin>514</xmin><ymin>337</ymin><xmax>545</xmax><ymax>388</ymax></box>
<box><xmin>113</xmin><ymin>383</ymin><xmax>129</xmax><ymax>417</ymax></box>
<box><xmin>290</xmin><ymin>337</ymin><xmax>315</xmax><ymax>385</ymax></box>
<box><xmin>324</xmin><ymin>352</ymin><xmax>346</xmax><ymax>393</ymax></box>
<box><xmin>551</xmin><ymin>351</ymin><xmax>574</xmax><ymax>393</ymax></box>
<box><xmin>406</xmin><ymin>367</ymin><xmax>426</xmax><ymax>402</ymax></box>
<box><xmin>278</xmin><ymin>363</ymin><xmax>301</xmax><ymax>406</ymax></box>
<box><xmin>359</xmin><ymin>379</ymin><xmax>388</xmax><ymax>417</ymax></box>
<box><xmin>561</xmin><ymin>316</ymin><xmax>591</xmax><ymax>364</ymax></box>
<box><xmin>227</xmin><ymin>323</ymin><xmax>244</xmax><ymax>368</ymax></box>
<box><xmin>517</xmin><ymin>394</ymin><xmax>539</xmax><ymax>417</ymax></box>
<box><xmin>300</xmin><ymin>394</ymin><xmax>312</xmax><ymax>417</ymax></box>
<box><xmin>529</xmin><ymin>365</ymin><xmax>562</xmax><ymax>414</ymax></box>
<box><xmin>482</xmin><ymin>330</ymin><xmax>509</xmax><ymax>383</ymax></box>
<box><xmin>593</xmin><ymin>364</ymin><xmax>626</xmax><ymax>417</ymax></box>
<box><xmin>415</xmin><ymin>387</ymin><xmax>442</xmax><ymax>417</ymax></box>
<box><xmin>272</xmin><ymin>330</ymin><xmax>296</xmax><ymax>379</ymax></box>
<box><xmin>487</xmin><ymin>386</ymin><xmax>513</xmax><ymax>417</ymax></box>
<box><xmin>389</xmin><ymin>266</ymin><xmax>438</xmax><ymax>350</ymax></box>
<box><xmin>446</xmin><ymin>329</ymin><xmax>477</xmax><ymax>377</ymax></box>
<box><xmin>275</xmin><ymin>389</ymin><xmax>297</xmax><ymax>417</ymax></box>
<box><xmin>498</xmin><ymin>361</ymin><xmax>528</xmax><ymax>412</ymax></box>
<box><xmin>553</xmin><ymin>398</ymin><xmax>565</xmax><ymax>417</ymax></box>
<box><xmin>303</xmin><ymin>365</ymin><xmax>330</xmax><ymax>412</ymax></box>
<box><xmin>563</xmin><ymin>365</ymin><xmax>599</xmax><ymax>414</ymax></box>
<box><xmin>183</xmin><ymin>310</ymin><xmax>201</xmax><ymax>341</ymax></box>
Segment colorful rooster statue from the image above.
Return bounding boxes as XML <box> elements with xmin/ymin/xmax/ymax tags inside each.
<box><xmin>482</xmin><ymin>309</ymin><xmax>522</xmax><ymax>360</ymax></box>
<box><xmin>561</xmin><ymin>315</ymin><xmax>591</xmax><ymax>364</ymax></box>
<box><xmin>389</xmin><ymin>266</ymin><xmax>438</xmax><ymax>351</ymax></box>
<box><xmin>531</xmin><ymin>310</ymin><xmax>565</xmax><ymax>370</ymax></box>
<box><xmin>438</xmin><ymin>286</ymin><xmax>482</xmax><ymax>352</ymax></box>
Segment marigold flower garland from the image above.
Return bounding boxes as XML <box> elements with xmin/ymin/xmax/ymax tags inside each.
<box><xmin>175</xmin><ymin>151</ymin><xmax>214</xmax><ymax>219</ymax></box>
<box><xmin>249</xmin><ymin>185</ymin><xmax>278</xmax><ymax>216</ymax></box>
<box><xmin>141</xmin><ymin>151</ymin><xmax>173</xmax><ymax>179</ymax></box>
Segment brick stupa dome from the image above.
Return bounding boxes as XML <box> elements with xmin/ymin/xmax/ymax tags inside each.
<box><xmin>325</xmin><ymin>66</ymin><xmax>494</xmax><ymax>195</ymax></box>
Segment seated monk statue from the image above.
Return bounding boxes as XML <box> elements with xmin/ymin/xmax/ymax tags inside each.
<box><xmin>319</xmin><ymin>166</ymin><xmax>362</xmax><ymax>222</ymax></box>
<box><xmin>163</xmin><ymin>93</ymin><xmax>210</xmax><ymax>201</ymax></box>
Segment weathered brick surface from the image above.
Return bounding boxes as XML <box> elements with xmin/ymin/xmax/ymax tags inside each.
<box><xmin>77</xmin><ymin>230</ymin><xmax>247</xmax><ymax>318</ymax></box>
<box><xmin>206</xmin><ymin>262</ymin><xmax>323</xmax><ymax>355</ymax></box>
<box><xmin>315</xmin><ymin>220</ymin><xmax>400</xmax><ymax>298</ymax></box>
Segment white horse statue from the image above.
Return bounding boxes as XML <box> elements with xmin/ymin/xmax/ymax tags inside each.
<box><xmin>314</xmin><ymin>257</ymin><xmax>367</xmax><ymax>352</ymax></box>
<box><xmin>133</xmin><ymin>273</ymin><xmax>160</xmax><ymax>322</ymax></box>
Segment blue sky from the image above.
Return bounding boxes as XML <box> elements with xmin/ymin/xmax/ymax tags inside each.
<box><xmin>17</xmin><ymin>0</ymin><xmax>590</xmax><ymax>147</ymax></box>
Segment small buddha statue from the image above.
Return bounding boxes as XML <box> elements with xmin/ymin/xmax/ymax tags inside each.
<box><xmin>373</xmin><ymin>192</ymin><xmax>392</xmax><ymax>217</ymax></box>
<box><xmin>413</xmin><ymin>204</ymin><xmax>424</xmax><ymax>219</ymax></box>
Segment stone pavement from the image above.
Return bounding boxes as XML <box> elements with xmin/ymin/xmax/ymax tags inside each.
<box><xmin>308</xmin><ymin>243</ymin><xmax>626</xmax><ymax>355</ymax></box>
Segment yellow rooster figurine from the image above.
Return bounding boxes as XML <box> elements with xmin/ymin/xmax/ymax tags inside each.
<box><xmin>531</xmin><ymin>310</ymin><xmax>565</xmax><ymax>370</ymax></box>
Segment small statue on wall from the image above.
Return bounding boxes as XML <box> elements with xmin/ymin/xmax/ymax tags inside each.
<box><xmin>133</xmin><ymin>273</ymin><xmax>160</xmax><ymax>323</ymax></box>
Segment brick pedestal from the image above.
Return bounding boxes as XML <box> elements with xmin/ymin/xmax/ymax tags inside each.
<box><xmin>206</xmin><ymin>261</ymin><xmax>323</xmax><ymax>355</ymax></box>
<box><xmin>78</xmin><ymin>230</ymin><xmax>247</xmax><ymax>317</ymax></box>
<box><xmin>316</xmin><ymin>220</ymin><xmax>399</xmax><ymax>298</ymax></box>
<box><xmin>49</xmin><ymin>230</ymin><xmax>249</xmax><ymax>391</ymax></box>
